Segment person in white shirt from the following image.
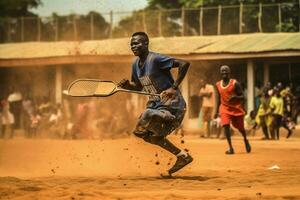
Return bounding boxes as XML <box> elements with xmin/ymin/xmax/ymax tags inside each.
<box><xmin>1</xmin><ymin>99</ymin><xmax>15</xmax><ymax>138</ymax></box>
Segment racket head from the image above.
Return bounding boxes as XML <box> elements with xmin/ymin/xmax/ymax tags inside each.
<box><xmin>67</xmin><ymin>79</ymin><xmax>117</xmax><ymax>97</ymax></box>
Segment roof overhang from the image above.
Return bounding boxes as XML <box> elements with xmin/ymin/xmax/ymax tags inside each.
<box><xmin>1</xmin><ymin>50</ymin><xmax>300</xmax><ymax>67</ymax></box>
<box><xmin>1</xmin><ymin>33</ymin><xmax>300</xmax><ymax>67</ymax></box>
<box><xmin>186</xmin><ymin>50</ymin><xmax>300</xmax><ymax>61</ymax></box>
<box><xmin>0</xmin><ymin>55</ymin><xmax>134</xmax><ymax>67</ymax></box>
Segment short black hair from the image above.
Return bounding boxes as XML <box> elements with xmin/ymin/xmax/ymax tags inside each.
<box><xmin>220</xmin><ymin>65</ymin><xmax>231</xmax><ymax>73</ymax></box>
<box><xmin>132</xmin><ymin>32</ymin><xmax>149</xmax><ymax>44</ymax></box>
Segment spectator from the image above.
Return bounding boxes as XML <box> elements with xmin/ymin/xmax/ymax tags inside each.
<box><xmin>22</xmin><ymin>95</ymin><xmax>34</xmax><ymax>138</ymax></box>
<box><xmin>292</xmin><ymin>86</ymin><xmax>300</xmax><ymax>124</ymax></box>
<box><xmin>211</xmin><ymin>113</ymin><xmax>222</xmax><ymax>138</ymax></box>
<box><xmin>71</xmin><ymin>101</ymin><xmax>91</xmax><ymax>139</ymax></box>
<box><xmin>244</xmin><ymin>110</ymin><xmax>257</xmax><ymax>136</ymax></box>
<box><xmin>199</xmin><ymin>79</ymin><xmax>215</xmax><ymax>138</ymax></box>
<box><xmin>255</xmin><ymin>91</ymin><xmax>271</xmax><ymax>140</ymax></box>
<box><xmin>7</xmin><ymin>86</ymin><xmax>22</xmax><ymax>129</ymax></box>
<box><xmin>38</xmin><ymin>96</ymin><xmax>51</xmax><ymax>116</ymax></box>
<box><xmin>1</xmin><ymin>99</ymin><xmax>15</xmax><ymax>138</ymax></box>
<box><xmin>29</xmin><ymin>110</ymin><xmax>41</xmax><ymax>138</ymax></box>
<box><xmin>47</xmin><ymin>106</ymin><xmax>63</xmax><ymax>138</ymax></box>
<box><xmin>281</xmin><ymin>86</ymin><xmax>295</xmax><ymax>138</ymax></box>
<box><xmin>269</xmin><ymin>88</ymin><xmax>292</xmax><ymax>140</ymax></box>
<box><xmin>254</xmin><ymin>82</ymin><xmax>262</xmax><ymax>111</ymax></box>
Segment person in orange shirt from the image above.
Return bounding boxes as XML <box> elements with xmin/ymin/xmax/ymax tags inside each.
<box><xmin>214</xmin><ymin>65</ymin><xmax>251</xmax><ymax>154</ymax></box>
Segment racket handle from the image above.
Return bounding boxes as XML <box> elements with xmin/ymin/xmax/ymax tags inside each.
<box><xmin>118</xmin><ymin>88</ymin><xmax>160</xmax><ymax>96</ymax></box>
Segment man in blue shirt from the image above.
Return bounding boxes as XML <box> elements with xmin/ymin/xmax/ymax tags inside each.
<box><xmin>118</xmin><ymin>32</ymin><xmax>193</xmax><ymax>176</ymax></box>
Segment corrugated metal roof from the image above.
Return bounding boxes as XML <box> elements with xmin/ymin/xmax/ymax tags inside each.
<box><xmin>0</xmin><ymin>33</ymin><xmax>299</xmax><ymax>59</ymax></box>
<box><xmin>192</xmin><ymin>33</ymin><xmax>300</xmax><ymax>54</ymax></box>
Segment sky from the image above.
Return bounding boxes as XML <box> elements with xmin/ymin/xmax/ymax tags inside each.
<box><xmin>30</xmin><ymin>0</ymin><xmax>148</xmax><ymax>16</ymax></box>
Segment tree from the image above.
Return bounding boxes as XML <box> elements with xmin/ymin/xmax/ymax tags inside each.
<box><xmin>0</xmin><ymin>0</ymin><xmax>42</xmax><ymax>42</ymax></box>
<box><xmin>0</xmin><ymin>0</ymin><xmax>41</xmax><ymax>17</ymax></box>
<box><xmin>47</xmin><ymin>12</ymin><xmax>110</xmax><ymax>41</ymax></box>
<box><xmin>146</xmin><ymin>0</ymin><xmax>299</xmax><ymax>34</ymax></box>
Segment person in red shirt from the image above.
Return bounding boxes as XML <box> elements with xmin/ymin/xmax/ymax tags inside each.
<box><xmin>214</xmin><ymin>65</ymin><xmax>251</xmax><ymax>154</ymax></box>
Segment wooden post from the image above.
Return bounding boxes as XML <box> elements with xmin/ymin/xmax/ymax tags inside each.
<box><xmin>299</xmin><ymin>0</ymin><xmax>300</xmax><ymax>31</ymax></box>
<box><xmin>258</xmin><ymin>3</ymin><xmax>263</xmax><ymax>32</ymax></box>
<box><xmin>55</xmin><ymin>66</ymin><xmax>62</xmax><ymax>104</ymax></box>
<box><xmin>55</xmin><ymin>17</ymin><xmax>58</xmax><ymax>41</ymax></box>
<box><xmin>90</xmin><ymin>13</ymin><xmax>94</xmax><ymax>40</ymax></box>
<box><xmin>73</xmin><ymin>15</ymin><xmax>77</xmax><ymax>40</ymax></box>
<box><xmin>278</xmin><ymin>3</ymin><xmax>282</xmax><ymax>32</ymax></box>
<box><xmin>181</xmin><ymin>6</ymin><xmax>185</xmax><ymax>36</ymax></box>
<box><xmin>110</xmin><ymin>10</ymin><xmax>113</xmax><ymax>38</ymax></box>
<box><xmin>217</xmin><ymin>5</ymin><xmax>222</xmax><ymax>35</ymax></box>
<box><xmin>247</xmin><ymin>60</ymin><xmax>255</xmax><ymax>113</ymax></box>
<box><xmin>288</xmin><ymin>64</ymin><xmax>292</xmax><ymax>82</ymax></box>
<box><xmin>158</xmin><ymin>9</ymin><xmax>162</xmax><ymax>37</ymax></box>
<box><xmin>263</xmin><ymin>62</ymin><xmax>269</xmax><ymax>86</ymax></box>
<box><xmin>199</xmin><ymin>7</ymin><xmax>203</xmax><ymax>35</ymax></box>
<box><xmin>142</xmin><ymin>11</ymin><xmax>147</xmax><ymax>33</ymax></box>
<box><xmin>239</xmin><ymin>3</ymin><xmax>243</xmax><ymax>33</ymax></box>
<box><xmin>7</xmin><ymin>18</ymin><xmax>11</xmax><ymax>42</ymax></box>
<box><xmin>21</xmin><ymin>17</ymin><xmax>24</xmax><ymax>42</ymax></box>
<box><xmin>37</xmin><ymin>17</ymin><xmax>41</xmax><ymax>41</ymax></box>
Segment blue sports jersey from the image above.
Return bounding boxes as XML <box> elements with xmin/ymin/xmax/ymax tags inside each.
<box><xmin>131</xmin><ymin>52</ymin><xmax>174</xmax><ymax>94</ymax></box>
<box><xmin>131</xmin><ymin>51</ymin><xmax>186</xmax><ymax>112</ymax></box>
<box><xmin>131</xmin><ymin>52</ymin><xmax>186</xmax><ymax>136</ymax></box>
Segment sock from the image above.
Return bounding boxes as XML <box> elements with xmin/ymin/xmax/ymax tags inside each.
<box><xmin>176</xmin><ymin>150</ymin><xmax>188</xmax><ymax>157</ymax></box>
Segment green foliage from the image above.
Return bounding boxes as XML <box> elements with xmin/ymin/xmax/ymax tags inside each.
<box><xmin>0</xmin><ymin>0</ymin><xmax>299</xmax><ymax>42</ymax></box>
<box><xmin>0</xmin><ymin>1</ymin><xmax>110</xmax><ymax>42</ymax></box>
<box><xmin>0</xmin><ymin>0</ymin><xmax>41</xmax><ymax>42</ymax></box>
<box><xmin>147</xmin><ymin>0</ymin><xmax>298</xmax><ymax>7</ymax></box>
<box><xmin>145</xmin><ymin>0</ymin><xmax>299</xmax><ymax>35</ymax></box>
<box><xmin>49</xmin><ymin>12</ymin><xmax>110</xmax><ymax>41</ymax></box>
<box><xmin>0</xmin><ymin>0</ymin><xmax>41</xmax><ymax>17</ymax></box>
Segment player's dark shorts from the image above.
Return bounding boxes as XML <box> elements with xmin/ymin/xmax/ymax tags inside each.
<box><xmin>133</xmin><ymin>93</ymin><xmax>186</xmax><ymax>137</ymax></box>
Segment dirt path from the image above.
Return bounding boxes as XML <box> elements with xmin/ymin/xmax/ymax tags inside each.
<box><xmin>1</xmin><ymin>135</ymin><xmax>300</xmax><ymax>199</ymax></box>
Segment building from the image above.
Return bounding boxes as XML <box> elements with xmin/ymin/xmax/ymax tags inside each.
<box><xmin>1</xmin><ymin>32</ymin><xmax>300</xmax><ymax>129</ymax></box>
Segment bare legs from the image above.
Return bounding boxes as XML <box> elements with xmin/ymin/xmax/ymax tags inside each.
<box><xmin>223</xmin><ymin>125</ymin><xmax>251</xmax><ymax>154</ymax></box>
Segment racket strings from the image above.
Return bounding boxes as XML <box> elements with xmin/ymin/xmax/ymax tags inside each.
<box><xmin>68</xmin><ymin>80</ymin><xmax>98</xmax><ymax>96</ymax></box>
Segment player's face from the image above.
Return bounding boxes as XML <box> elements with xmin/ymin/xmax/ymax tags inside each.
<box><xmin>130</xmin><ymin>35</ymin><xmax>147</xmax><ymax>56</ymax></box>
<box><xmin>220</xmin><ymin>68</ymin><xmax>230</xmax><ymax>79</ymax></box>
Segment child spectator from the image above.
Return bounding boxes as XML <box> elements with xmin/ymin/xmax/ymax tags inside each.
<box><xmin>29</xmin><ymin>110</ymin><xmax>41</xmax><ymax>138</ymax></box>
<box><xmin>255</xmin><ymin>91</ymin><xmax>272</xmax><ymax>140</ymax></box>
<box><xmin>244</xmin><ymin>110</ymin><xmax>257</xmax><ymax>136</ymax></box>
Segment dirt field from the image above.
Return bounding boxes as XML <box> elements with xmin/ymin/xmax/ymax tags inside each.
<box><xmin>1</xmin><ymin>132</ymin><xmax>300</xmax><ymax>200</ymax></box>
